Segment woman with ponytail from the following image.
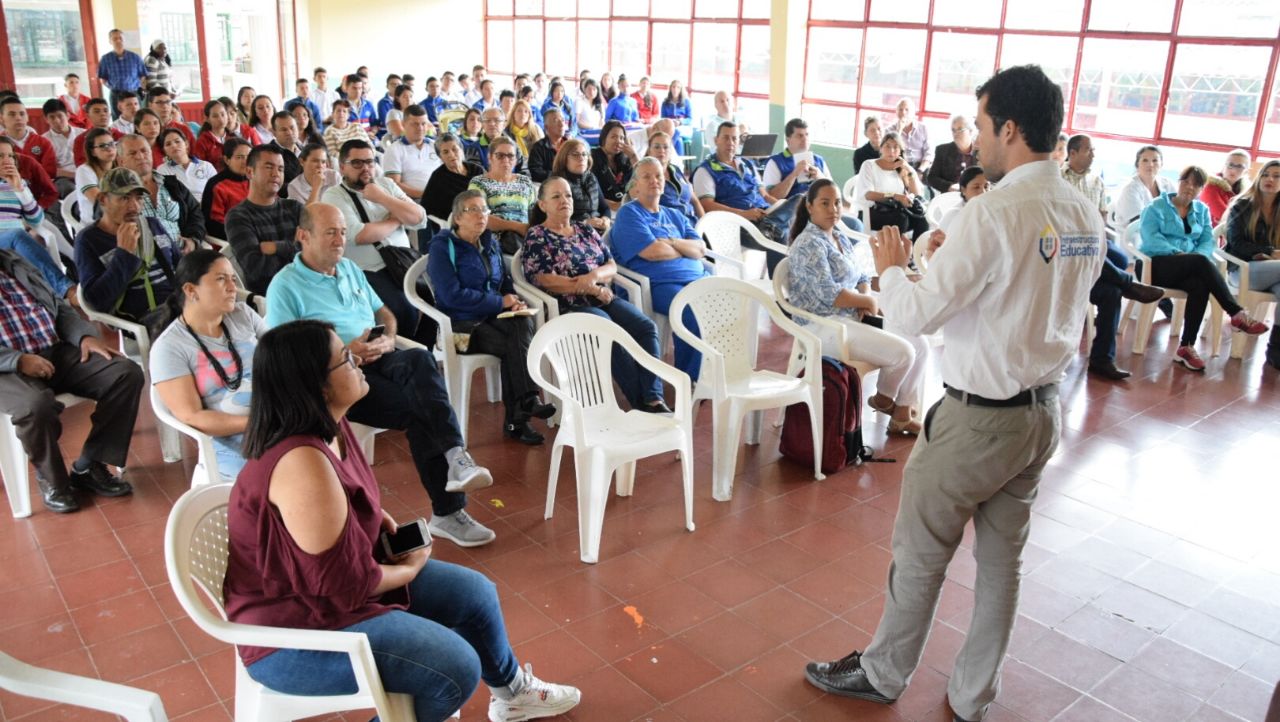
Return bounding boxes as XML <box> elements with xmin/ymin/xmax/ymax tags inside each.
<box><xmin>151</xmin><ymin>249</ymin><xmax>266</xmax><ymax>481</ymax></box>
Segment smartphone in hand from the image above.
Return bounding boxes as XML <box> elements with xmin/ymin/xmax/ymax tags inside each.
<box><xmin>366</xmin><ymin>324</ymin><xmax>386</xmax><ymax>342</ymax></box>
<box><xmin>379</xmin><ymin>517</ymin><xmax>431</xmax><ymax>558</ymax></box>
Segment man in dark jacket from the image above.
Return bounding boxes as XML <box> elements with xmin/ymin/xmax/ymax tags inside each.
<box><xmin>0</xmin><ymin>249</ymin><xmax>142</xmax><ymax>512</ymax></box>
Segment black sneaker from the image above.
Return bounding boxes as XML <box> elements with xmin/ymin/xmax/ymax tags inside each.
<box><xmin>69</xmin><ymin>462</ymin><xmax>133</xmax><ymax>497</ymax></box>
<box><xmin>638</xmin><ymin>399</ymin><xmax>673</xmax><ymax>414</ymax></box>
<box><xmin>804</xmin><ymin>651</ymin><xmax>895</xmax><ymax>703</ymax></box>
<box><xmin>503</xmin><ymin>421</ymin><xmax>545</xmax><ymax>446</ymax></box>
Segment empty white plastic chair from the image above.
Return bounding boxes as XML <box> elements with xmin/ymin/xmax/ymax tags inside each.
<box><xmin>165</xmin><ymin>483</ymin><xmax>415</xmax><ymax>721</ymax></box>
<box><xmin>695</xmin><ymin>211</ymin><xmax>787</xmax><ymax>287</ymax></box>
<box><xmin>670</xmin><ymin>277</ymin><xmax>825</xmax><ymax>500</ymax></box>
<box><xmin>528</xmin><ymin>314</ymin><xmax>695</xmax><ymax>564</ymax></box>
<box><xmin>0</xmin><ymin>393</ymin><xmax>89</xmax><ymax>517</ymax></box>
<box><xmin>0</xmin><ymin>650</ymin><xmax>167</xmax><ymax>721</ymax></box>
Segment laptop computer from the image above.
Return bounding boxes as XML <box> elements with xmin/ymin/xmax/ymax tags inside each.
<box><xmin>739</xmin><ymin>133</ymin><xmax>778</xmax><ymax>158</ymax></box>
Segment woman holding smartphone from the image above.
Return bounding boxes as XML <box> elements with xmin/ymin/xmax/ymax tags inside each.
<box><xmin>223</xmin><ymin>319</ymin><xmax>581</xmax><ymax>722</ymax></box>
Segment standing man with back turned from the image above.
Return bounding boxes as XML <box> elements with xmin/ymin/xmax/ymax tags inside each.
<box><xmin>803</xmin><ymin>65</ymin><xmax>1104</xmax><ymax>722</ymax></box>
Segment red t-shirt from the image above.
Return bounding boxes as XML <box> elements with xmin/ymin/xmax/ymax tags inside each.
<box><xmin>193</xmin><ymin>131</ymin><xmax>228</xmax><ymax>172</ymax></box>
<box><xmin>632</xmin><ymin>91</ymin><xmax>660</xmax><ymax>124</ymax></box>
<box><xmin>60</xmin><ymin>94</ymin><xmax>93</xmax><ymax>129</ymax></box>
<box><xmin>1198</xmin><ymin>176</ymin><xmax>1238</xmax><ymax>227</ymax></box>
<box><xmin>73</xmin><ymin>127</ymin><xmax>125</xmax><ymax>167</ymax></box>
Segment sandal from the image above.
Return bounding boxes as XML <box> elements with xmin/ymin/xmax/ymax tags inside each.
<box><xmin>868</xmin><ymin>394</ymin><xmax>895</xmax><ymax>416</ymax></box>
<box><xmin>888</xmin><ymin>417</ymin><xmax>922</xmax><ymax>436</ymax></box>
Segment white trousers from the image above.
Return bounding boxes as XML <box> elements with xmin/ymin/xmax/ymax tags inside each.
<box><xmin>812</xmin><ymin>317</ymin><xmax>929</xmax><ymax>408</ymax></box>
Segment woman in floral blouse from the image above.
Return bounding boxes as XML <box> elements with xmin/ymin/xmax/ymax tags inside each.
<box><xmin>522</xmin><ymin>176</ymin><xmax>670</xmax><ymax>413</ymax></box>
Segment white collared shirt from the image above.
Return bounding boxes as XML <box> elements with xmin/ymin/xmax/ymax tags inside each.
<box><xmin>383</xmin><ymin>136</ymin><xmax>441</xmax><ymax>190</ymax></box>
<box><xmin>321</xmin><ymin>177</ymin><xmax>426</xmax><ymax>273</ymax></box>
<box><xmin>879</xmin><ymin>160</ymin><xmax>1105</xmax><ymax>399</ymax></box>
<box><xmin>43</xmin><ymin>126</ymin><xmax>83</xmax><ymax>173</ymax></box>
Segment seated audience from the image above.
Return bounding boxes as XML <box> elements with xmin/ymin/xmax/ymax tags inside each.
<box><xmin>540</xmin><ymin>81</ymin><xmax>575</xmax><ymax>137</ymax></box>
<box><xmin>0</xmin><ymin>141</ymin><xmax>74</xmax><ymax>301</ymax></box>
<box><xmin>523</xmin><ymin>177</ymin><xmax>669</xmax><ymax>412</ymax></box>
<box><xmin>154</xmin><ymin>127</ymin><xmax>216</xmax><ymax>201</ymax></box>
<box><xmin>376</xmin><ymin>74</ymin><xmax>402</xmax><ymax>134</ymax></box>
<box><xmin>133</xmin><ymin>108</ymin><xmax>166</xmax><ymax>168</ymax></box>
<box><xmin>925</xmin><ymin>115</ymin><xmax>978</xmax><ymax>194</ymax></box>
<box><xmin>527</xmin><ymin>107</ymin><xmax>570</xmax><ymax>182</ymax></box>
<box><xmin>223</xmin><ymin>319</ymin><xmax>578</xmax><ymax>720</ymax></box>
<box><xmin>694</xmin><ymin>121</ymin><xmax>792</xmax><ymax>266</ymax></box>
<box><xmin>576</xmin><ymin>80</ymin><xmax>604</xmax><ymax>135</ymax></box>
<box><xmin>109</xmin><ymin>91</ymin><xmax>139</xmax><ymax>135</ymax></box>
<box><xmin>1201</xmin><ymin>149</ymin><xmax>1251</xmax><ymax>225</ymax></box>
<box><xmin>646</xmin><ymin>130</ymin><xmax>702</xmax><ymax>225</ymax></box>
<box><xmin>855</xmin><ymin>130</ymin><xmax>929</xmax><ymax>241</ymax></box>
<box><xmin>505</xmin><ymin>100</ymin><xmax>543</xmax><ymax>160</ymax></box>
<box><xmin>75</xmin><ymin>167</ymin><xmax>183</xmax><ymax>321</ymax></box>
<box><xmin>201</xmin><ymin>136</ymin><xmax>251</xmax><ymax>239</ymax></box>
<box><xmin>611</xmin><ymin>157</ymin><xmax>711</xmax><ymax>380</ymax></box>
<box><xmin>223</xmin><ymin>96</ymin><xmax>262</xmax><ymax>146</ymax></box>
<box><xmin>344</xmin><ymin>75</ymin><xmax>378</xmax><ymax>135</ymax></box>
<box><xmin>226</xmin><ymin>145</ymin><xmax>303</xmax><ymax>295</ymax></box>
<box><xmin>0</xmin><ymin>248</ymin><xmax>141</xmax><ymax>513</ymax></box>
<box><xmin>591</xmin><ymin>121</ymin><xmax>637</xmax><ymax>210</ymax></box>
<box><xmin>2</xmin><ymin>96</ymin><xmax>58</xmax><ymax>182</ymax></box>
<box><xmin>382</xmin><ymin>84</ymin><xmax>415</xmax><ymax>142</ymax></box>
<box><xmin>146</xmin><ymin>87</ymin><xmax>196</xmax><ymax>149</ymax></box>
<box><xmin>468</xmin><ymin>136</ymin><xmax>536</xmax><ymax>255</ymax></box>
<box><xmin>471</xmin><ymin>79</ymin><xmax>500</xmax><ymax>113</ymax></box>
<box><xmin>631</xmin><ymin>77</ymin><xmax>660</xmax><ymax>124</ymax></box>
<box><xmin>1061</xmin><ymin>134</ymin><xmax>1107</xmax><ymax>220</ymax></box>
<box><xmin>287</xmin><ymin>142</ymin><xmax>339</xmax><ymax>205</ymax></box>
<box><xmin>287</xmin><ymin>77</ymin><xmax>324</xmax><ymax>133</ymax></box>
<box><xmin>460</xmin><ymin>108</ymin><xmax>483</xmax><ymax>142</ymax></box>
<box><xmin>384</xmin><ymin>106</ymin><xmax>442</xmax><ymax>203</ymax></box>
<box><xmin>60</xmin><ymin>73</ymin><xmax>92</xmax><ymax>129</ymax></box>
<box><xmin>660</xmin><ymin>80</ymin><xmax>693</xmax><ymax>128</ymax></box>
<box><xmin>534</xmin><ymin>139</ymin><xmax>610</xmax><ymax>230</ymax></box>
<box><xmin>466</xmin><ymin>108</ymin><xmax>525</xmax><ymax>172</ymax></box>
<box><xmin>421</xmin><ymin>133</ymin><xmax>484</xmax><ymax>230</ymax></box>
<box><xmin>647</xmin><ymin>118</ymin><xmax>685</xmax><ymax>157</ymax></box>
<box><xmin>322</xmin><ymin>100</ymin><xmax>370</xmax><ymax>159</ymax></box>
<box><xmin>72</xmin><ymin>98</ymin><xmax>124</xmax><ymax>167</ymax></box>
<box><xmin>887</xmin><ymin>98</ymin><xmax>931</xmax><ymax>177</ymax></box>
<box><xmin>286</xmin><ymin>99</ymin><xmax>325</xmax><ymax>147</ymax></box>
<box><xmin>703</xmin><ymin>91</ymin><xmax>743</xmax><ymax>144</ymax></box>
<box><xmin>599</xmin><ymin>73</ymin><xmax>617</xmax><ymax>103</ymax></box>
<box><xmin>1114</xmin><ymin>145</ymin><xmax>1175</xmax><ymax>227</ymax></box>
<box><xmin>41</xmin><ymin>99</ymin><xmax>83</xmax><ymax>196</ymax></box>
<box><xmin>75</xmin><ymin>128</ymin><xmax>118</xmax><ymax>223</ymax></box>
<box><xmin>764</xmin><ymin>118</ymin><xmax>837</xmax><ymax>201</ymax></box>
<box><xmin>119</xmin><ymin>134</ymin><xmax>205</xmax><ymax>247</ymax></box>
<box><xmin>604</xmin><ymin>75</ymin><xmax>640</xmax><ymax>124</ymax></box>
<box><xmin>265</xmin><ymin>203</ymin><xmax>497</xmax><ymax>547</ymax></box>
<box><xmin>1224</xmin><ymin>159</ymin><xmax>1280</xmax><ymax>369</ymax></box>
<box><xmin>786</xmin><ymin>178</ymin><xmax>927</xmax><ymax>435</ymax></box>
<box><xmin>1139</xmin><ymin>165</ymin><xmax>1268</xmax><ymax>371</ymax></box>
<box><xmin>934</xmin><ymin>166</ymin><xmax>988</xmax><ymax>237</ymax></box>
<box><xmin>268</xmin><ymin>111</ymin><xmax>305</xmax><ymax>193</ymax></box>
<box><xmin>235</xmin><ymin>87</ymin><xmax>255</xmax><ymax>127</ymax></box>
<box><xmin>193</xmin><ymin>100</ymin><xmax>235</xmax><ymax>172</ymax></box>
<box><xmin>427</xmin><ymin>190</ymin><xmax>556</xmax><ymax>445</ymax></box>
<box><xmin>152</xmin><ymin>249</ymin><xmax>262</xmax><ymax>481</ymax></box>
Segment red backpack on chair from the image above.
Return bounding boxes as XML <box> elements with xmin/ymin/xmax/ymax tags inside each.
<box><xmin>780</xmin><ymin>357</ymin><xmax>889</xmax><ymax>474</ymax></box>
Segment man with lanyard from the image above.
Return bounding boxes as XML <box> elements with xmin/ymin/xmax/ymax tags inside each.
<box><xmin>96</xmin><ymin>29</ymin><xmax>147</xmax><ymax>121</ymax></box>
<box><xmin>802</xmin><ymin>65</ymin><xmax>1105</xmax><ymax>722</ymax></box>
<box><xmin>693</xmin><ymin>121</ymin><xmax>792</xmax><ymax>270</ymax></box>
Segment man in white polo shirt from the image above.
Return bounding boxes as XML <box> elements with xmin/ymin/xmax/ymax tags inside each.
<box><xmin>383</xmin><ymin>105</ymin><xmax>441</xmax><ymax>202</ymax></box>
<box><xmin>803</xmin><ymin>65</ymin><xmax>1105</xmax><ymax>722</ymax></box>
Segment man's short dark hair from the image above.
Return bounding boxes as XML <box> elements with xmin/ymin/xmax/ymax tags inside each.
<box><xmin>42</xmin><ymin>98</ymin><xmax>68</xmax><ymax>116</ymax></box>
<box><xmin>499</xmin><ymin>89</ymin><xmax>515</xmax><ymax>100</ymax></box>
<box><xmin>296</xmin><ymin>78</ymin><xmax>309</xmax><ymax>87</ymax></box>
<box><xmin>386</xmin><ymin>73</ymin><xmax>401</xmax><ymax>85</ymax></box>
<box><xmin>403</xmin><ymin>104</ymin><xmax>427</xmax><ymax>118</ymax></box>
<box><xmin>247</xmin><ymin>143</ymin><xmax>283</xmax><ymax>168</ymax></box>
<box><xmin>481</xmin><ymin>79</ymin><xmax>494</xmax><ymax>90</ymax></box>
<box><xmin>314</xmin><ymin>66</ymin><xmax>327</xmax><ymax>76</ymax></box>
<box><xmin>0</xmin><ymin>96</ymin><xmax>25</xmax><ymax>111</ymax></box>
<box><xmin>402</xmin><ymin>74</ymin><xmax>415</xmax><ymax>83</ymax></box>
<box><xmin>85</xmin><ymin>97</ymin><xmax>108</xmax><ymax>110</ymax></box>
<box><xmin>1067</xmin><ymin>134</ymin><xmax>1091</xmax><ymax>155</ymax></box>
<box><xmin>973</xmin><ymin>64</ymin><xmax>1063</xmax><ymax>154</ymax></box>
<box><xmin>716</xmin><ymin>121</ymin><xmax>737</xmax><ymax>137</ymax></box>
<box><xmin>339</xmin><ymin>138</ymin><xmax>373</xmax><ymax>163</ymax></box>
<box><xmin>271</xmin><ymin>110</ymin><xmax>294</xmax><ymax>131</ymax></box>
<box><xmin>146</xmin><ymin>86</ymin><xmax>172</xmax><ymax>101</ymax></box>
<box><xmin>427</xmin><ymin>76</ymin><xmax>439</xmax><ymax>84</ymax></box>
<box><xmin>442</xmin><ymin>71</ymin><xmax>455</xmax><ymax>79</ymax></box>
<box><xmin>345</xmin><ymin>73</ymin><xmax>362</xmax><ymax>86</ymax></box>
<box><xmin>65</xmin><ymin>72</ymin><xmax>80</xmax><ymax>81</ymax></box>
<box><xmin>458</xmin><ymin>73</ymin><xmax>470</xmax><ymax>83</ymax></box>
<box><xmin>116</xmin><ymin>90</ymin><xmax>138</xmax><ymax>102</ymax></box>
<box><xmin>784</xmin><ymin>118</ymin><xmax>808</xmax><ymax>137</ymax></box>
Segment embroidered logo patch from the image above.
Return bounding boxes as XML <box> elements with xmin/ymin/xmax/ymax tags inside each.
<box><xmin>1038</xmin><ymin>224</ymin><xmax>1060</xmax><ymax>264</ymax></box>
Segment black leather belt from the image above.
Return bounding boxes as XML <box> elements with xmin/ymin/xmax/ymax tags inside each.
<box><xmin>944</xmin><ymin>383</ymin><xmax>1059</xmax><ymax>408</ymax></box>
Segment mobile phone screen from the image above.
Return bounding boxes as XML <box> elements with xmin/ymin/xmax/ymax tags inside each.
<box><xmin>367</xmin><ymin>324</ymin><xmax>386</xmax><ymax>342</ymax></box>
<box><xmin>382</xmin><ymin>519</ymin><xmax>430</xmax><ymax>556</ymax></box>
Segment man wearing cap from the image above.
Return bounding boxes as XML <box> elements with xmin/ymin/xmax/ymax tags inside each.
<box><xmin>74</xmin><ymin>167</ymin><xmax>183</xmax><ymax>321</ymax></box>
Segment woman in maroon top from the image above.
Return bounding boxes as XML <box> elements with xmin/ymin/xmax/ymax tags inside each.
<box><xmin>225</xmin><ymin>320</ymin><xmax>580</xmax><ymax>722</ymax></box>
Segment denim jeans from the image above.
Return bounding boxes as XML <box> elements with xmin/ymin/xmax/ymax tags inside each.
<box><xmin>648</xmin><ymin>273</ymin><xmax>710</xmax><ymax>381</ymax></box>
<box><xmin>0</xmin><ymin>229</ymin><xmax>73</xmax><ymax>298</ymax></box>
<box><xmin>247</xmin><ymin>560</ymin><xmax>519</xmax><ymax>722</ymax></box>
<box><xmin>1245</xmin><ymin>259</ymin><xmax>1280</xmax><ymax>323</ymax></box>
<box><xmin>567</xmin><ymin>298</ymin><xmax>665</xmax><ymax>408</ymax></box>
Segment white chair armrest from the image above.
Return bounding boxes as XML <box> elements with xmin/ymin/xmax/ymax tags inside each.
<box><xmin>0</xmin><ymin>651</ymin><xmax>167</xmax><ymax>722</ymax></box>
<box><xmin>615</xmin><ymin>265</ymin><xmax>655</xmax><ymax>316</ymax></box>
<box><xmin>611</xmin><ymin>272</ymin><xmax>642</xmax><ymax>305</ymax></box>
<box><xmin>395</xmin><ymin>335</ymin><xmax>429</xmax><ymax>352</ymax></box>
<box><xmin>513</xmin><ymin>279</ymin><xmax>560</xmax><ymax>320</ymax></box>
<box><xmin>704</xmin><ymin>249</ymin><xmax>748</xmax><ymax>278</ymax></box>
<box><xmin>1216</xmin><ymin>248</ymin><xmax>1250</xmax><ymax>290</ymax></box>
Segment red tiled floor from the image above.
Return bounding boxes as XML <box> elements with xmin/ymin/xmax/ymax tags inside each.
<box><xmin>3</xmin><ymin>325</ymin><xmax>1279</xmax><ymax>721</ymax></box>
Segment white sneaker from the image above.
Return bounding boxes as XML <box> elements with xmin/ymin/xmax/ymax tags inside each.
<box><xmin>429</xmin><ymin>509</ymin><xmax>496</xmax><ymax>547</ymax></box>
<box><xmin>445</xmin><ymin>447</ymin><xmax>494</xmax><ymax>493</ymax></box>
<box><xmin>488</xmin><ymin>663</ymin><xmax>581</xmax><ymax>722</ymax></box>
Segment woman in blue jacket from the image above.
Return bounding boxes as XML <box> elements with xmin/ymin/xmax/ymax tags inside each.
<box><xmin>426</xmin><ymin>189</ymin><xmax>555</xmax><ymax>444</ymax></box>
<box><xmin>1138</xmin><ymin>165</ymin><xmax>1269</xmax><ymax>371</ymax></box>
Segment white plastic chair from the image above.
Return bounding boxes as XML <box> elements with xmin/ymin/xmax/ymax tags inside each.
<box><xmin>670</xmin><ymin>277</ymin><xmax>825</xmax><ymax>500</ymax></box>
<box><xmin>164</xmin><ymin>483</ymin><xmax>415</xmax><ymax>721</ymax></box>
<box><xmin>842</xmin><ymin>176</ymin><xmax>869</xmax><ymax>226</ymax></box>
<box><xmin>528</xmin><ymin>314</ymin><xmax>695</xmax><ymax>564</ymax></box>
<box><xmin>77</xmin><ymin>291</ymin><xmax>184</xmax><ymax>462</ymax></box>
<box><xmin>925</xmin><ymin>191</ymin><xmax>962</xmax><ymax>228</ymax></box>
<box><xmin>402</xmin><ymin>254</ymin><xmax>503</xmax><ymax>441</ymax></box>
<box><xmin>1120</xmin><ymin>221</ymin><xmax>1223</xmax><ymax>356</ymax></box>
<box><xmin>0</xmin><ymin>651</ymin><xmax>167</xmax><ymax>721</ymax></box>
<box><xmin>694</xmin><ymin>211</ymin><xmax>788</xmax><ymax>288</ymax></box>
<box><xmin>1</xmin><ymin>394</ymin><xmax>89</xmax><ymax>518</ymax></box>
<box><xmin>1216</xmin><ymin>248</ymin><xmax>1277</xmax><ymax>359</ymax></box>
<box><xmin>150</xmin><ymin>385</ymin><xmax>224</xmax><ymax>487</ymax></box>
<box><xmin>61</xmin><ymin>195</ymin><xmax>85</xmax><ymax>238</ymax></box>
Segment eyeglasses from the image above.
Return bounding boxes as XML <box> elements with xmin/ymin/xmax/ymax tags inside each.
<box><xmin>328</xmin><ymin>348</ymin><xmax>358</xmax><ymax>373</ymax></box>
<box><xmin>92</xmin><ymin>142</ymin><xmax>117</xmax><ymax>150</ymax></box>
<box><xmin>345</xmin><ymin>158</ymin><xmax>376</xmax><ymax>168</ymax></box>
<box><xmin>492</xmin><ymin>152</ymin><xmax>516</xmax><ymax>160</ymax></box>
<box><xmin>568</xmin><ymin>152</ymin><xmax>590</xmax><ymax>159</ymax></box>
<box><xmin>460</xmin><ymin>206</ymin><xmax>491</xmax><ymax>215</ymax></box>
<box><xmin>1226</xmin><ymin>162</ymin><xmax>1247</xmax><ymax>171</ymax></box>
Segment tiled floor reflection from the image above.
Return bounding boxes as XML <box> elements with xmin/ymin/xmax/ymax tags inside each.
<box><xmin>1</xmin><ymin>320</ymin><xmax>1278</xmax><ymax>721</ymax></box>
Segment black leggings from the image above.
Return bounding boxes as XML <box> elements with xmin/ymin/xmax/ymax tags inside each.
<box><xmin>463</xmin><ymin>315</ymin><xmax>537</xmax><ymax>422</ymax></box>
<box><xmin>1149</xmin><ymin>253</ymin><xmax>1242</xmax><ymax>346</ymax></box>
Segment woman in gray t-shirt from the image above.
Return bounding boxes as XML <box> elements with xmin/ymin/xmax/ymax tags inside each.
<box><xmin>152</xmin><ymin>249</ymin><xmax>265</xmax><ymax>481</ymax></box>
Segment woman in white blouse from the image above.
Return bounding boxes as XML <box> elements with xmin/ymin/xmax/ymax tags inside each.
<box><xmin>1112</xmin><ymin>145</ymin><xmax>1175</xmax><ymax>227</ymax></box>
<box><xmin>154</xmin><ymin>127</ymin><xmax>217</xmax><ymax>201</ymax></box>
<box><xmin>576</xmin><ymin>80</ymin><xmax>604</xmax><ymax>133</ymax></box>
<box><xmin>854</xmin><ymin>131</ymin><xmax>930</xmax><ymax>241</ymax></box>
<box><xmin>287</xmin><ymin>143</ymin><xmax>339</xmax><ymax>204</ymax></box>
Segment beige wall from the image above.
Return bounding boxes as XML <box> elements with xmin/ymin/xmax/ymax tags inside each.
<box><xmin>300</xmin><ymin>0</ymin><xmax>484</xmax><ymax>84</ymax></box>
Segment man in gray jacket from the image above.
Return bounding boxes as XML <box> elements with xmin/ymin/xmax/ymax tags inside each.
<box><xmin>0</xmin><ymin>250</ymin><xmax>142</xmax><ymax>512</ymax></box>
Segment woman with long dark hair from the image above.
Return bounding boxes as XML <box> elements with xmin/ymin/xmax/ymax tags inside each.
<box><xmin>234</xmin><ymin>86</ymin><xmax>256</xmax><ymax>126</ymax></box>
<box><xmin>590</xmin><ymin>120</ymin><xmax>637</xmax><ymax>210</ymax></box>
<box><xmin>74</xmin><ymin>127</ymin><xmax>117</xmax><ymax>221</ymax></box>
<box><xmin>1224</xmin><ymin>159</ymin><xmax>1280</xmax><ymax>369</ymax></box>
<box><xmin>223</xmin><ymin>319</ymin><xmax>580</xmax><ymax>722</ymax></box>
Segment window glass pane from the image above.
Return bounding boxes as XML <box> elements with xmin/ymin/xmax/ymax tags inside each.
<box><xmin>610</xmin><ymin>21</ymin><xmax>649</xmax><ymax>75</ymax></box>
<box><xmin>737</xmin><ymin>25</ymin><xmax>770</xmax><ymax>95</ymax></box>
<box><xmin>651</xmin><ymin>23</ymin><xmax>692</xmax><ymax>85</ymax></box>
<box><xmin>925</xmin><ymin>33</ymin><xmax>995</xmax><ymax>114</ymax></box>
<box><xmin>513</xmin><ymin>0</ymin><xmax>542</xmax><ymax>13</ymax></box>
<box><xmin>577</xmin><ymin>21</ymin><xmax>610</xmax><ymax>73</ymax></box>
<box><xmin>4</xmin><ymin>0</ymin><xmax>88</xmax><ymax>104</ymax></box>
<box><xmin>514</xmin><ymin>19</ymin><xmax>543</xmax><ymax>73</ymax></box>
<box><xmin>736</xmin><ymin>96</ymin><xmax>769</xmax><ymax>136</ymax></box>
<box><xmin>868</xmin><ymin>0</ymin><xmax>928</xmax><ymax>23</ymax></box>
<box><xmin>486</xmin><ymin>20</ymin><xmax>514</xmax><ymax>73</ymax></box>
<box><xmin>1162</xmin><ymin>44</ymin><xmax>1269</xmax><ymax>147</ymax></box>
<box><xmin>861</xmin><ymin>28</ymin><xmax>927</xmax><ymax>109</ymax></box>
<box><xmin>809</xmin><ymin>0</ymin><xmax>863</xmax><ymax>22</ymax></box>
<box><xmin>203</xmin><ymin>0</ymin><xmax>283</xmax><ymax>100</ymax></box>
<box><xmin>999</xmin><ymin>34</ymin><xmax>1078</xmax><ymax>102</ymax></box>
<box><xmin>1177</xmin><ymin>0</ymin><xmax>1280</xmax><ymax>38</ymax></box>
<box><xmin>545</xmin><ymin>0</ymin><xmax>576</xmax><ymax>15</ymax></box>
<box><xmin>932</xmin><ymin>0</ymin><xmax>1002</xmax><ymax>27</ymax></box>
<box><xmin>1261</xmin><ymin>81</ymin><xmax>1280</xmax><ymax>151</ymax></box>
<box><xmin>804</xmin><ymin>27</ymin><xmax>862</xmax><ymax>102</ymax></box>
<box><xmin>741</xmin><ymin>0</ymin><xmax>769</xmax><ymax>19</ymax></box>
<box><xmin>1072</xmin><ymin>38</ymin><xmax>1169</xmax><ymax>137</ymax></box>
<box><xmin>801</xmin><ymin>102</ymin><xmax>859</xmax><ymax>147</ymax></box>
<box><xmin>488</xmin><ymin>0</ymin><xmax>513</xmax><ymax>14</ymax></box>
<box><xmin>1088</xmin><ymin>0</ymin><xmax>1175</xmax><ymax>32</ymax></box>
<box><xmin>652</xmin><ymin>0</ymin><xmax>692</xmax><ymax>19</ymax></box>
<box><xmin>615</xmin><ymin>0</ymin><xmax>648</xmax><ymax>16</ymax></box>
<box><xmin>545</xmin><ymin>21</ymin><xmax>577</xmax><ymax>77</ymax></box>
<box><xmin>579</xmin><ymin>1</ymin><xmax>608</xmax><ymax>17</ymax></box>
<box><xmin>1004</xmin><ymin>0</ymin><xmax>1083</xmax><ymax>30</ymax></box>
<box><xmin>695</xmin><ymin>0</ymin><xmax>738</xmax><ymax>18</ymax></box>
<box><xmin>690</xmin><ymin>22</ymin><xmax>737</xmax><ymax>92</ymax></box>
<box><xmin>277</xmin><ymin>0</ymin><xmax>296</xmax><ymax>98</ymax></box>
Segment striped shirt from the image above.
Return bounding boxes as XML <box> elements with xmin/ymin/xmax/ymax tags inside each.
<box><xmin>0</xmin><ymin>270</ymin><xmax>58</xmax><ymax>354</ymax></box>
<box><xmin>0</xmin><ymin>181</ymin><xmax>44</xmax><ymax>232</ymax></box>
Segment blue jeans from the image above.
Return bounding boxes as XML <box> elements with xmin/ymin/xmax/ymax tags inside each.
<box><xmin>0</xmin><ymin>229</ymin><xmax>73</xmax><ymax>298</ymax></box>
<box><xmin>1089</xmin><ymin>238</ymin><xmax>1134</xmax><ymax>363</ymax></box>
<box><xmin>247</xmin><ymin>560</ymin><xmax>519</xmax><ymax>722</ymax></box>
<box><xmin>1245</xmin><ymin>259</ymin><xmax>1280</xmax><ymax>324</ymax></box>
<box><xmin>648</xmin><ymin>273</ymin><xmax>710</xmax><ymax>381</ymax></box>
<box><xmin>567</xmin><ymin>298</ymin><xmax>664</xmax><ymax>408</ymax></box>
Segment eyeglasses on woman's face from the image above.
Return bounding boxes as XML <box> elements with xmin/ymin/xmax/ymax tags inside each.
<box><xmin>328</xmin><ymin>348</ymin><xmax>358</xmax><ymax>373</ymax></box>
